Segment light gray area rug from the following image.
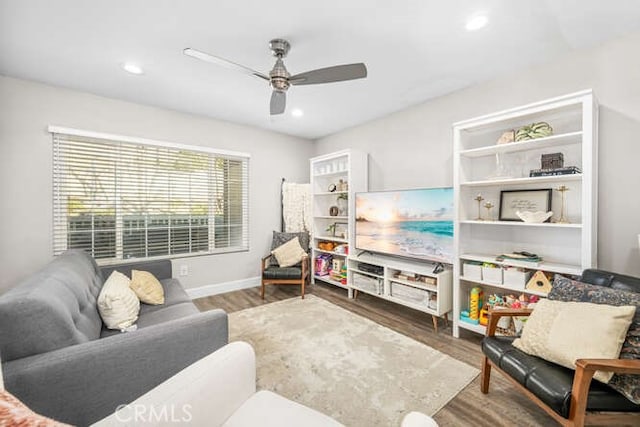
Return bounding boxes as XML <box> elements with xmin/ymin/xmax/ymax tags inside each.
<box><xmin>229</xmin><ymin>295</ymin><xmax>478</xmax><ymax>426</ymax></box>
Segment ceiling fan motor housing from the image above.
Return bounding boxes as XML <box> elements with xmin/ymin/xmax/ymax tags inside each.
<box><xmin>270</xmin><ymin>58</ymin><xmax>290</xmax><ymax>91</ymax></box>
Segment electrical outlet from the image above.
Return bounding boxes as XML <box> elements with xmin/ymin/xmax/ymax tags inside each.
<box><xmin>179</xmin><ymin>265</ymin><xmax>189</xmax><ymax>276</ymax></box>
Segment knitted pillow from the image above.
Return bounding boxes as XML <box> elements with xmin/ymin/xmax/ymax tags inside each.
<box><xmin>269</xmin><ymin>231</ymin><xmax>309</xmax><ymax>267</ymax></box>
<box><xmin>549</xmin><ymin>275</ymin><xmax>640</xmax><ymax>404</ymax></box>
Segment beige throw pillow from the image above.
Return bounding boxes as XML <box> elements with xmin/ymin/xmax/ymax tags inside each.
<box><xmin>513</xmin><ymin>299</ymin><xmax>635</xmax><ymax>383</ymax></box>
<box><xmin>271</xmin><ymin>237</ymin><xmax>306</xmax><ymax>268</ymax></box>
<box><xmin>98</xmin><ymin>271</ymin><xmax>140</xmax><ymax>330</ymax></box>
<box><xmin>130</xmin><ymin>270</ymin><xmax>165</xmax><ymax>305</ymax></box>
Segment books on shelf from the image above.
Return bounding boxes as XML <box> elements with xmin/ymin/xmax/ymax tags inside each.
<box><xmin>529</xmin><ymin>166</ymin><xmax>581</xmax><ymax>177</ymax></box>
<box><xmin>495</xmin><ymin>252</ymin><xmax>542</xmax><ymax>267</ymax></box>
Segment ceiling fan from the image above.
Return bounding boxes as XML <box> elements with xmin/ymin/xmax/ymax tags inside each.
<box><xmin>184</xmin><ymin>39</ymin><xmax>367</xmax><ymax>115</ymax></box>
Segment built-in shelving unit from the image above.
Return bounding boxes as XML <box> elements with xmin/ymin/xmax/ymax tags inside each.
<box><xmin>452</xmin><ymin>90</ymin><xmax>598</xmax><ymax>337</ymax></box>
<box><xmin>310</xmin><ymin>150</ymin><xmax>368</xmax><ymax>294</ymax></box>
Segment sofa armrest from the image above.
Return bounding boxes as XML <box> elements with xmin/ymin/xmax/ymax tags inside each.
<box><xmin>486</xmin><ymin>308</ymin><xmax>533</xmax><ymax>336</ymax></box>
<box><xmin>569</xmin><ymin>359</ymin><xmax>640</xmax><ymax>423</ymax></box>
<box><xmin>93</xmin><ymin>341</ymin><xmax>256</xmax><ymax>426</ymax></box>
<box><xmin>4</xmin><ymin>309</ymin><xmax>228</xmax><ymax>426</ymax></box>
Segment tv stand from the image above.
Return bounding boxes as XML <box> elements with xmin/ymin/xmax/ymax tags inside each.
<box><xmin>347</xmin><ymin>253</ymin><xmax>453</xmax><ymax>332</ymax></box>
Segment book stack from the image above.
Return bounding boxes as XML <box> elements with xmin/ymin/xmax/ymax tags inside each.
<box><xmin>496</xmin><ymin>252</ymin><xmax>542</xmax><ymax>267</ymax></box>
<box><xmin>529</xmin><ymin>166</ymin><xmax>581</xmax><ymax>177</ymax></box>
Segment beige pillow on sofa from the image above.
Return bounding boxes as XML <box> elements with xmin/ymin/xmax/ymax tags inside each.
<box><xmin>513</xmin><ymin>298</ymin><xmax>635</xmax><ymax>383</ymax></box>
<box><xmin>271</xmin><ymin>237</ymin><xmax>306</xmax><ymax>268</ymax></box>
<box><xmin>130</xmin><ymin>270</ymin><xmax>165</xmax><ymax>305</ymax></box>
<box><xmin>98</xmin><ymin>271</ymin><xmax>140</xmax><ymax>330</ymax></box>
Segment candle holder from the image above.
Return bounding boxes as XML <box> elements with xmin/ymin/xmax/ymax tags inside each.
<box><xmin>556</xmin><ymin>185</ymin><xmax>570</xmax><ymax>223</ymax></box>
<box><xmin>484</xmin><ymin>202</ymin><xmax>495</xmax><ymax>221</ymax></box>
<box><xmin>474</xmin><ymin>194</ymin><xmax>485</xmax><ymax>220</ymax></box>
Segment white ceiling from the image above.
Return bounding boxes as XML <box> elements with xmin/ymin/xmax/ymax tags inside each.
<box><xmin>2</xmin><ymin>1</ymin><xmax>640</xmax><ymax>140</ymax></box>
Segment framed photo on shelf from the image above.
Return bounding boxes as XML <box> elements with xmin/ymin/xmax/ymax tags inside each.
<box><xmin>332</xmin><ymin>222</ymin><xmax>348</xmax><ymax>239</ymax></box>
<box><xmin>499</xmin><ymin>189</ymin><xmax>552</xmax><ymax>221</ymax></box>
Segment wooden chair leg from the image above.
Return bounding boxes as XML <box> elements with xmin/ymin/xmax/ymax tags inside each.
<box><xmin>480</xmin><ymin>356</ymin><xmax>491</xmax><ymax>394</ymax></box>
<box><xmin>301</xmin><ymin>278</ymin><xmax>305</xmax><ymax>299</ymax></box>
<box><xmin>261</xmin><ymin>281</ymin><xmax>265</xmax><ymax>299</ymax></box>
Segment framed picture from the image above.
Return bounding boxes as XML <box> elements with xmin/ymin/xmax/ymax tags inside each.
<box><xmin>499</xmin><ymin>189</ymin><xmax>552</xmax><ymax>221</ymax></box>
<box><xmin>332</xmin><ymin>222</ymin><xmax>348</xmax><ymax>239</ymax></box>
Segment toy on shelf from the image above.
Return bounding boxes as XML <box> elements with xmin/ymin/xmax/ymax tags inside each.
<box><xmin>315</xmin><ymin>253</ymin><xmax>332</xmax><ymax>276</ymax></box>
<box><xmin>461</xmin><ymin>286</ymin><xmax>484</xmax><ymax>325</ymax></box>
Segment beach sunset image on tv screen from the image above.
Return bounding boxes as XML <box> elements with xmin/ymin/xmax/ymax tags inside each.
<box><xmin>355</xmin><ymin>188</ymin><xmax>453</xmax><ymax>264</ymax></box>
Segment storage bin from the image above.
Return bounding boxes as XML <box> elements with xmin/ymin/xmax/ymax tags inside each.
<box><xmin>463</xmin><ymin>263</ymin><xmax>482</xmax><ymax>280</ymax></box>
<box><xmin>390</xmin><ymin>281</ymin><xmax>430</xmax><ymax>306</ymax></box>
<box><xmin>352</xmin><ymin>273</ymin><xmax>382</xmax><ymax>295</ymax></box>
<box><xmin>502</xmin><ymin>267</ymin><xmax>531</xmax><ymax>289</ymax></box>
<box><xmin>482</xmin><ymin>265</ymin><xmax>503</xmax><ymax>284</ymax></box>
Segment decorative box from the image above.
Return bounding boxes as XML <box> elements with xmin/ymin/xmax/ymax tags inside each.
<box><xmin>463</xmin><ymin>263</ymin><xmax>482</xmax><ymax>280</ymax></box>
<box><xmin>503</xmin><ymin>267</ymin><xmax>532</xmax><ymax>289</ymax></box>
<box><xmin>482</xmin><ymin>265</ymin><xmax>503</xmax><ymax>284</ymax></box>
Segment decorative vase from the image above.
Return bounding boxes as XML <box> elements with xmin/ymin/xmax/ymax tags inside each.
<box><xmin>337</xmin><ymin>198</ymin><xmax>347</xmax><ymax>216</ymax></box>
<box><xmin>329</xmin><ymin>206</ymin><xmax>339</xmax><ymax>216</ymax></box>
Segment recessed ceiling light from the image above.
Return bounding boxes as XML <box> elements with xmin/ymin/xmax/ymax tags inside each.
<box><xmin>291</xmin><ymin>108</ymin><xmax>304</xmax><ymax>118</ymax></box>
<box><xmin>465</xmin><ymin>14</ymin><xmax>488</xmax><ymax>31</ymax></box>
<box><xmin>122</xmin><ymin>62</ymin><xmax>144</xmax><ymax>75</ymax></box>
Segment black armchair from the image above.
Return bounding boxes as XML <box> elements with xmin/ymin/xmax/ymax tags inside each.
<box><xmin>260</xmin><ymin>231</ymin><xmax>310</xmax><ymax>299</ymax></box>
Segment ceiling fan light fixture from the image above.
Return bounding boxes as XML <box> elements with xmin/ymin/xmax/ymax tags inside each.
<box><xmin>122</xmin><ymin>62</ymin><xmax>144</xmax><ymax>75</ymax></box>
<box><xmin>291</xmin><ymin>108</ymin><xmax>304</xmax><ymax>118</ymax></box>
<box><xmin>465</xmin><ymin>14</ymin><xmax>488</xmax><ymax>31</ymax></box>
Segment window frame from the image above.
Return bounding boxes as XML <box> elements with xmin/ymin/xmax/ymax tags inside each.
<box><xmin>50</xmin><ymin>126</ymin><xmax>250</xmax><ymax>264</ymax></box>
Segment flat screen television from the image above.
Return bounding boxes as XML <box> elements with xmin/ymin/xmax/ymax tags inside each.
<box><xmin>355</xmin><ymin>187</ymin><xmax>453</xmax><ymax>264</ymax></box>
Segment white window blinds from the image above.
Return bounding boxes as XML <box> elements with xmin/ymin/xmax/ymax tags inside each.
<box><xmin>52</xmin><ymin>129</ymin><xmax>249</xmax><ymax>261</ymax></box>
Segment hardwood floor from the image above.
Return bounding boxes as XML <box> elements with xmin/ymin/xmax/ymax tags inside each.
<box><xmin>194</xmin><ymin>282</ymin><xmax>557</xmax><ymax>426</ymax></box>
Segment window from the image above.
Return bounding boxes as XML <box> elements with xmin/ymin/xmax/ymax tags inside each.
<box><xmin>51</xmin><ymin>128</ymin><xmax>249</xmax><ymax>261</ymax></box>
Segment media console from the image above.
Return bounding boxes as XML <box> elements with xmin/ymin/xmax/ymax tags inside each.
<box><xmin>347</xmin><ymin>253</ymin><xmax>453</xmax><ymax>332</ymax></box>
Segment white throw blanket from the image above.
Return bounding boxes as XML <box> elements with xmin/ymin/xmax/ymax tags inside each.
<box><xmin>282</xmin><ymin>182</ymin><xmax>312</xmax><ymax>235</ymax></box>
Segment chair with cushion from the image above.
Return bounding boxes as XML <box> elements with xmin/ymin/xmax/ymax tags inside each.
<box><xmin>261</xmin><ymin>231</ymin><xmax>310</xmax><ymax>299</ymax></box>
<box><xmin>480</xmin><ymin>269</ymin><xmax>640</xmax><ymax>427</ymax></box>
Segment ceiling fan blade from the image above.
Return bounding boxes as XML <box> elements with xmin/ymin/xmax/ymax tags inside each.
<box><xmin>183</xmin><ymin>48</ymin><xmax>269</xmax><ymax>81</ymax></box>
<box><xmin>290</xmin><ymin>63</ymin><xmax>367</xmax><ymax>86</ymax></box>
<box><xmin>270</xmin><ymin>90</ymin><xmax>286</xmax><ymax>115</ymax></box>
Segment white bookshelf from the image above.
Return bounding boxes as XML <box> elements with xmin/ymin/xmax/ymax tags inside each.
<box><xmin>452</xmin><ymin>90</ymin><xmax>598</xmax><ymax>337</ymax></box>
<box><xmin>310</xmin><ymin>149</ymin><xmax>368</xmax><ymax>294</ymax></box>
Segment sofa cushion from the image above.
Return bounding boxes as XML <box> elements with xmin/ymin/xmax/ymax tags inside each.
<box><xmin>0</xmin><ymin>250</ymin><xmax>103</xmax><ymax>361</ymax></box>
<box><xmin>130</xmin><ymin>270</ymin><xmax>165</xmax><ymax>305</ymax></box>
<box><xmin>549</xmin><ymin>275</ymin><xmax>640</xmax><ymax>403</ymax></box>
<box><xmin>223</xmin><ymin>390</ymin><xmax>343</xmax><ymax>427</ymax></box>
<box><xmin>135</xmin><ymin>303</ymin><xmax>199</xmax><ymax>329</ymax></box>
<box><xmin>483</xmin><ymin>336</ymin><xmax>640</xmax><ymax>418</ymax></box>
<box><xmin>513</xmin><ymin>299</ymin><xmax>634</xmax><ymax>383</ymax></box>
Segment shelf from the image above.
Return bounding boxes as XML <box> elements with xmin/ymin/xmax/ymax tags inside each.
<box><xmin>314</xmin><ymin>215</ymin><xmax>348</xmax><ymax>220</ymax></box>
<box><xmin>314</xmin><ymin>248</ymin><xmax>348</xmax><ymax>257</ymax></box>
<box><xmin>459</xmin><ymin>131</ymin><xmax>583</xmax><ymax>158</ymax></box>
<box><xmin>313</xmin><ymin>235</ymin><xmax>348</xmax><ymax>243</ymax></box>
<box><xmin>350</xmin><ymin>268</ymin><xmax>383</xmax><ymax>279</ymax></box>
<box><xmin>385</xmin><ymin>294</ymin><xmax>437</xmax><ymax>316</ymax></box>
<box><xmin>459</xmin><ymin>220</ymin><xmax>582</xmax><ymax>228</ymax></box>
<box><xmin>314</xmin><ymin>275</ymin><xmax>346</xmax><ymax>287</ymax></box>
<box><xmin>314</xmin><ymin>191</ymin><xmax>349</xmax><ymax>196</ymax></box>
<box><xmin>388</xmin><ymin>277</ymin><xmax>438</xmax><ymax>293</ymax></box>
<box><xmin>457</xmin><ymin>321</ymin><xmax>486</xmax><ymax>335</ymax></box>
<box><xmin>313</xmin><ymin>170</ymin><xmax>348</xmax><ymax>178</ymax></box>
<box><xmin>459</xmin><ymin>276</ymin><xmax>548</xmax><ymax>297</ymax></box>
<box><xmin>460</xmin><ymin>253</ymin><xmax>582</xmax><ymax>275</ymax></box>
<box><xmin>461</xmin><ymin>174</ymin><xmax>582</xmax><ymax>187</ymax></box>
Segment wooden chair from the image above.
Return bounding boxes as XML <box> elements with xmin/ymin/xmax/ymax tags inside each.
<box><xmin>261</xmin><ymin>232</ymin><xmax>310</xmax><ymax>299</ymax></box>
<box><xmin>481</xmin><ymin>308</ymin><xmax>640</xmax><ymax>426</ymax></box>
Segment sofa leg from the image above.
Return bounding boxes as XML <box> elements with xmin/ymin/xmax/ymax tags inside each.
<box><xmin>480</xmin><ymin>356</ymin><xmax>491</xmax><ymax>393</ymax></box>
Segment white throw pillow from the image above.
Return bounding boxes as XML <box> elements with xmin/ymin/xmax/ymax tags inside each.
<box><xmin>513</xmin><ymin>298</ymin><xmax>635</xmax><ymax>383</ymax></box>
<box><xmin>98</xmin><ymin>271</ymin><xmax>140</xmax><ymax>330</ymax></box>
<box><xmin>271</xmin><ymin>237</ymin><xmax>306</xmax><ymax>268</ymax></box>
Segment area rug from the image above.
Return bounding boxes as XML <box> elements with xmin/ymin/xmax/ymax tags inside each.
<box><xmin>229</xmin><ymin>295</ymin><xmax>478</xmax><ymax>426</ymax></box>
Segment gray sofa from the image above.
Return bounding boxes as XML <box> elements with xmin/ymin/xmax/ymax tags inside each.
<box><xmin>0</xmin><ymin>250</ymin><xmax>228</xmax><ymax>426</ymax></box>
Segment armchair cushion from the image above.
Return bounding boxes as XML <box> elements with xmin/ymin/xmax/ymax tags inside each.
<box><xmin>271</xmin><ymin>237</ymin><xmax>307</xmax><ymax>268</ymax></box>
<box><xmin>269</xmin><ymin>231</ymin><xmax>309</xmax><ymax>267</ymax></box>
<box><xmin>483</xmin><ymin>336</ymin><xmax>640</xmax><ymax>418</ymax></box>
<box><xmin>512</xmin><ymin>299</ymin><xmax>635</xmax><ymax>384</ymax></box>
<box><xmin>549</xmin><ymin>275</ymin><xmax>640</xmax><ymax>403</ymax></box>
<box><xmin>263</xmin><ymin>266</ymin><xmax>304</xmax><ymax>280</ymax></box>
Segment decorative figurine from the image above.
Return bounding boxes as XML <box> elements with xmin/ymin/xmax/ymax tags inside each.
<box><xmin>556</xmin><ymin>185</ymin><xmax>570</xmax><ymax>223</ymax></box>
<box><xmin>474</xmin><ymin>194</ymin><xmax>485</xmax><ymax>220</ymax></box>
<box><xmin>484</xmin><ymin>202</ymin><xmax>494</xmax><ymax>221</ymax></box>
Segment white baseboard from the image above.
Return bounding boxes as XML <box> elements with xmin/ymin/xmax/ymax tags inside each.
<box><xmin>186</xmin><ymin>276</ymin><xmax>260</xmax><ymax>299</ymax></box>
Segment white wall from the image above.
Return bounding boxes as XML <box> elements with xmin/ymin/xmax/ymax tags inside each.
<box><xmin>0</xmin><ymin>76</ymin><xmax>313</xmax><ymax>293</ymax></box>
<box><xmin>315</xmin><ymin>31</ymin><xmax>640</xmax><ymax>276</ymax></box>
